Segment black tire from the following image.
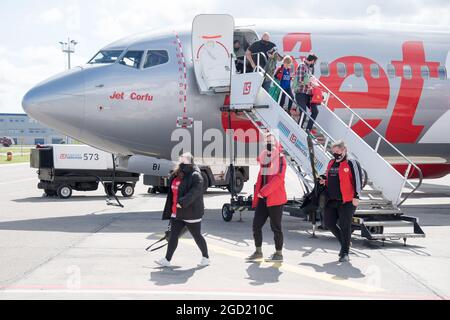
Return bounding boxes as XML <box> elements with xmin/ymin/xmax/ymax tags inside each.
<box><xmin>57</xmin><ymin>185</ymin><xmax>72</xmax><ymax>199</ymax></box>
<box><xmin>44</xmin><ymin>189</ymin><xmax>56</xmax><ymax>197</ymax></box>
<box><xmin>222</xmin><ymin>204</ymin><xmax>235</xmax><ymax>222</ymax></box>
<box><xmin>227</xmin><ymin>171</ymin><xmax>245</xmax><ymax>194</ymax></box>
<box><xmin>121</xmin><ymin>184</ymin><xmax>135</xmax><ymax>198</ymax></box>
<box><xmin>201</xmin><ymin>172</ymin><xmax>210</xmax><ymax>194</ymax></box>
<box><xmin>104</xmin><ymin>183</ymin><xmax>117</xmax><ymax>197</ymax></box>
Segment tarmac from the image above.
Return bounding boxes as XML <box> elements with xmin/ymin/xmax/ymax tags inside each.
<box><xmin>0</xmin><ymin>163</ymin><xmax>449</xmax><ymax>300</ymax></box>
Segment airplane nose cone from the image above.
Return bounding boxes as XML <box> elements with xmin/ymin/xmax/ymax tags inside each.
<box><xmin>22</xmin><ymin>84</ymin><xmax>49</xmax><ymax>116</ymax></box>
<box><xmin>22</xmin><ymin>67</ymin><xmax>85</xmax><ymax>139</ymax></box>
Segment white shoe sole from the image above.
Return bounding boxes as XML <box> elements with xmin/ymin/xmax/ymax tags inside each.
<box><xmin>198</xmin><ymin>260</ymin><xmax>210</xmax><ymax>267</ymax></box>
<box><xmin>155</xmin><ymin>261</ymin><xmax>171</xmax><ymax>268</ymax></box>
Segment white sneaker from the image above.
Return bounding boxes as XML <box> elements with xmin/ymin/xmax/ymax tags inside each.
<box><xmin>155</xmin><ymin>258</ymin><xmax>171</xmax><ymax>268</ymax></box>
<box><xmin>198</xmin><ymin>257</ymin><xmax>210</xmax><ymax>267</ymax></box>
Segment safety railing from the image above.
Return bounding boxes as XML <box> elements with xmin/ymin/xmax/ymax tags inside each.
<box><xmin>242</xmin><ymin>52</ymin><xmax>337</xmax><ymax>157</ymax></box>
<box><xmin>241</xmin><ymin>52</ymin><xmax>422</xmax><ymax>206</ymax></box>
<box><xmin>313</xmin><ymin>76</ymin><xmax>423</xmax><ymax>206</ymax></box>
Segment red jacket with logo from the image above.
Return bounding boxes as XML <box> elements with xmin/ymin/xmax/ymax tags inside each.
<box><xmin>325</xmin><ymin>158</ymin><xmax>363</xmax><ymax>203</ymax></box>
<box><xmin>252</xmin><ymin>144</ymin><xmax>288</xmax><ymax>208</ymax></box>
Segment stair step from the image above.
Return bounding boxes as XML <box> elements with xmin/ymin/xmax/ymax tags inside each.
<box><xmin>361</xmin><ymin>190</ymin><xmax>383</xmax><ymax>196</ymax></box>
<box><xmin>369</xmin><ymin>233</ymin><xmax>425</xmax><ymax>240</ymax></box>
<box><xmin>359</xmin><ymin>199</ymin><xmax>392</xmax><ymax>206</ymax></box>
<box><xmin>363</xmin><ymin>220</ymin><xmax>414</xmax><ymax>228</ymax></box>
<box><xmin>355</xmin><ymin>209</ymin><xmax>402</xmax><ymax>216</ymax></box>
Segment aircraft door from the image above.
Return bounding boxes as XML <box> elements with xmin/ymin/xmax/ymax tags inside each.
<box><xmin>192</xmin><ymin>14</ymin><xmax>235</xmax><ymax>94</ymax></box>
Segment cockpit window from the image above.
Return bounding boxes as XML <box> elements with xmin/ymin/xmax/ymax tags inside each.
<box><xmin>88</xmin><ymin>50</ymin><xmax>123</xmax><ymax>64</ymax></box>
<box><xmin>119</xmin><ymin>51</ymin><xmax>144</xmax><ymax>68</ymax></box>
<box><xmin>143</xmin><ymin>50</ymin><xmax>169</xmax><ymax>68</ymax></box>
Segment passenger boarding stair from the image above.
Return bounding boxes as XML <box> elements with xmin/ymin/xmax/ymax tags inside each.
<box><xmin>190</xmin><ymin>14</ymin><xmax>424</xmax><ymax>244</ymax></box>
<box><xmin>228</xmin><ymin>59</ymin><xmax>425</xmax><ymax>245</ymax></box>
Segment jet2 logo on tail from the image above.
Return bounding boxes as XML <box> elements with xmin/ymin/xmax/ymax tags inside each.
<box><xmin>243</xmin><ymin>82</ymin><xmax>252</xmax><ymax>95</ymax></box>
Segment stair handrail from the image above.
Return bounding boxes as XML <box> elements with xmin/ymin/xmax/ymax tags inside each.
<box><xmin>313</xmin><ymin>76</ymin><xmax>423</xmax><ymax>206</ymax></box>
<box><xmin>244</xmin><ymin>53</ymin><xmax>336</xmax><ymax>146</ymax></box>
<box><xmin>259</xmin><ymin>69</ymin><xmax>336</xmax><ymax>148</ymax></box>
<box><xmin>242</xmin><ymin>53</ymin><xmax>422</xmax><ymax>206</ymax></box>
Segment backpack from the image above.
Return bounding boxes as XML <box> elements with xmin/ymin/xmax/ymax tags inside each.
<box><xmin>311</xmin><ymin>87</ymin><xmax>324</xmax><ymax>104</ymax></box>
<box><xmin>269</xmin><ymin>79</ymin><xmax>282</xmax><ymax>101</ymax></box>
<box><xmin>274</xmin><ymin>66</ymin><xmax>284</xmax><ymax>81</ymax></box>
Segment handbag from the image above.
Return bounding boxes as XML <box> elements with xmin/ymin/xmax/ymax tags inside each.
<box><xmin>269</xmin><ymin>79</ymin><xmax>282</xmax><ymax>101</ymax></box>
<box><xmin>311</xmin><ymin>86</ymin><xmax>324</xmax><ymax>105</ymax></box>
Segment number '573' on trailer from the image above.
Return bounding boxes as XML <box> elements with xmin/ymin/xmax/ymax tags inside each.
<box><xmin>30</xmin><ymin>145</ymin><xmax>140</xmax><ymax>199</ymax></box>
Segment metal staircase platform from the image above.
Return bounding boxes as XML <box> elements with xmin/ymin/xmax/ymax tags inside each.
<box><xmin>224</xmin><ymin>56</ymin><xmax>426</xmax><ymax>245</ymax></box>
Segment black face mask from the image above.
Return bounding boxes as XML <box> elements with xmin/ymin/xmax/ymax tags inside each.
<box><xmin>180</xmin><ymin>163</ymin><xmax>192</xmax><ymax>174</ymax></box>
<box><xmin>333</xmin><ymin>153</ymin><xmax>344</xmax><ymax>161</ymax></box>
<box><xmin>266</xmin><ymin>143</ymin><xmax>273</xmax><ymax>152</ymax></box>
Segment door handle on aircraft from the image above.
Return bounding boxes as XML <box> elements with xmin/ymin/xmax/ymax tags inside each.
<box><xmin>95</xmin><ymin>84</ymin><xmax>105</xmax><ymax>88</ymax></box>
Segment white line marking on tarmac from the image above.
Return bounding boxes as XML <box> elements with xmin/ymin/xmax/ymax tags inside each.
<box><xmin>0</xmin><ymin>163</ymin><xmax>29</xmax><ymax>168</ymax></box>
<box><xmin>180</xmin><ymin>239</ymin><xmax>385</xmax><ymax>293</ymax></box>
<box><xmin>0</xmin><ymin>178</ymin><xmax>35</xmax><ymax>186</ymax></box>
<box><xmin>0</xmin><ymin>289</ymin><xmax>372</xmax><ymax>300</ymax></box>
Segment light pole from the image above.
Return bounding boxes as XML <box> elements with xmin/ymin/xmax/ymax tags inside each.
<box><xmin>59</xmin><ymin>38</ymin><xmax>78</xmax><ymax>144</ymax></box>
<box><xmin>59</xmin><ymin>38</ymin><xmax>78</xmax><ymax>70</ymax></box>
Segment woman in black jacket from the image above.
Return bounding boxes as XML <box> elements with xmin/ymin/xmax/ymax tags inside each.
<box><xmin>155</xmin><ymin>153</ymin><xmax>210</xmax><ymax>268</ymax></box>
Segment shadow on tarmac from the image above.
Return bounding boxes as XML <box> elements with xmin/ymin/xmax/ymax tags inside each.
<box><xmin>0</xmin><ymin>209</ymin><xmax>432</xmax><ymax>256</ymax></box>
<box><xmin>246</xmin><ymin>263</ymin><xmax>283</xmax><ymax>285</ymax></box>
<box><xmin>149</xmin><ymin>266</ymin><xmax>208</xmax><ymax>286</ymax></box>
<box><xmin>299</xmin><ymin>261</ymin><xmax>365</xmax><ymax>280</ymax></box>
<box><xmin>0</xmin><ymin>206</ymin><xmax>438</xmax><ymax>286</ymax></box>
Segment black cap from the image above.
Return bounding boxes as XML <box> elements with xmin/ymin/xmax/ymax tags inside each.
<box><xmin>306</xmin><ymin>54</ymin><xmax>318</xmax><ymax>62</ymax></box>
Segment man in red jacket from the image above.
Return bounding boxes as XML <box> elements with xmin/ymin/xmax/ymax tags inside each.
<box><xmin>247</xmin><ymin>133</ymin><xmax>288</xmax><ymax>263</ymax></box>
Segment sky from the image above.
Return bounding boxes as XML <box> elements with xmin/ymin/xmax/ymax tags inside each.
<box><xmin>0</xmin><ymin>0</ymin><xmax>449</xmax><ymax>114</ymax></box>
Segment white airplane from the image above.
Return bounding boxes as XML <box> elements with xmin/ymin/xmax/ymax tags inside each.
<box><xmin>22</xmin><ymin>16</ymin><xmax>450</xmax><ymax>182</ymax></box>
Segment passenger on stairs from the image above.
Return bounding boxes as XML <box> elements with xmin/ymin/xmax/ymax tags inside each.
<box><xmin>275</xmin><ymin>56</ymin><xmax>295</xmax><ymax>114</ymax></box>
<box><xmin>319</xmin><ymin>140</ymin><xmax>363</xmax><ymax>263</ymax></box>
<box><xmin>247</xmin><ymin>133</ymin><xmax>288</xmax><ymax>263</ymax></box>
<box><xmin>294</xmin><ymin>54</ymin><xmax>318</xmax><ymax>131</ymax></box>
<box><xmin>305</xmin><ymin>77</ymin><xmax>322</xmax><ymax>132</ymax></box>
<box><xmin>234</xmin><ymin>40</ymin><xmax>245</xmax><ymax>74</ymax></box>
<box><xmin>246</xmin><ymin>33</ymin><xmax>282</xmax><ymax>91</ymax></box>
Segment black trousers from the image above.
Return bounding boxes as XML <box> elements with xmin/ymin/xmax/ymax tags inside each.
<box><xmin>323</xmin><ymin>200</ymin><xmax>356</xmax><ymax>256</ymax></box>
<box><xmin>295</xmin><ymin>93</ymin><xmax>319</xmax><ymax>130</ymax></box>
<box><xmin>165</xmin><ymin>218</ymin><xmax>209</xmax><ymax>261</ymax></box>
<box><xmin>253</xmin><ymin>199</ymin><xmax>284</xmax><ymax>251</ymax></box>
<box><xmin>280</xmin><ymin>87</ymin><xmax>294</xmax><ymax>111</ymax></box>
